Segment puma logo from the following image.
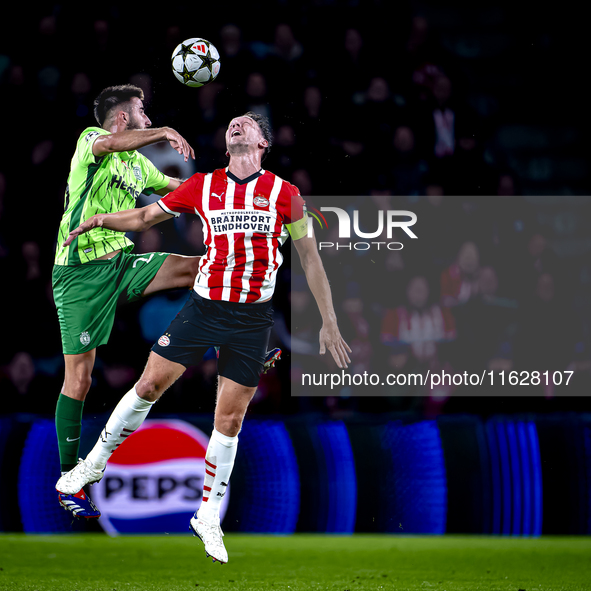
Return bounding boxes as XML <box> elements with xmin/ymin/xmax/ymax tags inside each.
<box><xmin>212</xmin><ymin>192</ymin><xmax>225</xmax><ymax>201</ymax></box>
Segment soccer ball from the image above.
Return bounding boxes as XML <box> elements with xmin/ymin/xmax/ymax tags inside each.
<box><xmin>171</xmin><ymin>38</ymin><xmax>221</xmax><ymax>87</ymax></box>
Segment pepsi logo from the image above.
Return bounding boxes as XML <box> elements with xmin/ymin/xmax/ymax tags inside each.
<box><xmin>92</xmin><ymin>419</ymin><xmax>229</xmax><ymax>535</ymax></box>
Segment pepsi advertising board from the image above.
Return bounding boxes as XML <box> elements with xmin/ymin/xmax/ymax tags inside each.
<box><xmin>91</xmin><ymin>419</ymin><xmax>229</xmax><ymax>535</ymax></box>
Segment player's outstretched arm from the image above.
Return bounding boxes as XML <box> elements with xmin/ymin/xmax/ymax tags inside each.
<box><xmin>294</xmin><ymin>233</ymin><xmax>352</xmax><ymax>369</ymax></box>
<box><xmin>93</xmin><ymin>127</ymin><xmax>195</xmax><ymax>162</ymax></box>
<box><xmin>63</xmin><ymin>202</ymin><xmax>173</xmax><ymax>247</ymax></box>
<box><xmin>154</xmin><ymin>176</ymin><xmax>184</xmax><ymax>196</ymax></box>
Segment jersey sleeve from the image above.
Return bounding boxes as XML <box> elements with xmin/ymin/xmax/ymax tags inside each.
<box><xmin>157</xmin><ymin>173</ymin><xmax>204</xmax><ymax>217</ymax></box>
<box><xmin>75</xmin><ymin>127</ymin><xmax>109</xmax><ymax>168</ymax></box>
<box><xmin>142</xmin><ymin>156</ymin><xmax>171</xmax><ymax>196</ymax></box>
<box><xmin>277</xmin><ymin>182</ymin><xmax>308</xmax><ymax>240</ymax></box>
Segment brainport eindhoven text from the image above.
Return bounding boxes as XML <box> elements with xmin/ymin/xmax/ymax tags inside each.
<box><xmin>309</xmin><ymin>207</ymin><xmax>417</xmax><ymax>250</ymax></box>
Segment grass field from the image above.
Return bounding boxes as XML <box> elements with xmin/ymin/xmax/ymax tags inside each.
<box><xmin>0</xmin><ymin>534</ymin><xmax>590</xmax><ymax>591</ymax></box>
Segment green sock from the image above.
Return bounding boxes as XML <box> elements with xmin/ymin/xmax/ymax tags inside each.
<box><xmin>55</xmin><ymin>393</ymin><xmax>84</xmax><ymax>473</ymax></box>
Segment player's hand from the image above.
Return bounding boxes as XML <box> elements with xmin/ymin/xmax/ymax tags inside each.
<box><xmin>63</xmin><ymin>215</ymin><xmax>103</xmax><ymax>246</ymax></box>
<box><xmin>319</xmin><ymin>322</ymin><xmax>352</xmax><ymax>369</ymax></box>
<box><xmin>163</xmin><ymin>127</ymin><xmax>195</xmax><ymax>162</ymax></box>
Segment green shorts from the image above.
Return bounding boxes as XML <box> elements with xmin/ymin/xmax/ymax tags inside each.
<box><xmin>52</xmin><ymin>251</ymin><xmax>170</xmax><ymax>355</ymax></box>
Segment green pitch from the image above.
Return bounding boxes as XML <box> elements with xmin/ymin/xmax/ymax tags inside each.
<box><xmin>1</xmin><ymin>534</ymin><xmax>590</xmax><ymax>591</ymax></box>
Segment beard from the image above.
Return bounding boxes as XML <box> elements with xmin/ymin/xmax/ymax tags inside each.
<box><xmin>125</xmin><ymin>113</ymin><xmax>144</xmax><ymax>130</ymax></box>
<box><xmin>226</xmin><ymin>137</ymin><xmax>254</xmax><ymax>156</ymax></box>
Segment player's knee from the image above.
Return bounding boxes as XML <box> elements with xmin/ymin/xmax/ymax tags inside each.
<box><xmin>135</xmin><ymin>376</ymin><xmax>166</xmax><ymax>402</ymax></box>
<box><xmin>215</xmin><ymin>412</ymin><xmax>244</xmax><ymax>438</ymax></box>
<box><xmin>64</xmin><ymin>373</ymin><xmax>92</xmax><ymax>399</ymax></box>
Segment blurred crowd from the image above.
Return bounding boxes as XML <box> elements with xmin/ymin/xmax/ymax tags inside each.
<box><xmin>0</xmin><ymin>4</ymin><xmax>590</xmax><ymax>417</ymax></box>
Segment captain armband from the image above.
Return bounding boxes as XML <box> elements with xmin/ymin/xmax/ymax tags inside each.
<box><xmin>286</xmin><ymin>214</ymin><xmax>309</xmax><ymax>240</ymax></box>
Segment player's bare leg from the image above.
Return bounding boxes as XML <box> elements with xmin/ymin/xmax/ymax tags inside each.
<box><xmin>62</xmin><ymin>350</ymin><xmax>96</xmax><ymax>402</ymax></box>
<box><xmin>191</xmin><ymin>376</ymin><xmax>257</xmax><ymax>564</ymax></box>
<box><xmin>214</xmin><ymin>376</ymin><xmax>257</xmax><ymax>437</ymax></box>
<box><xmin>134</xmin><ymin>350</ymin><xmax>187</xmax><ymax>401</ymax></box>
<box><xmin>142</xmin><ymin>254</ymin><xmax>200</xmax><ymax>296</ymax></box>
<box><xmin>82</xmin><ymin>351</ymin><xmax>186</xmax><ymax>470</ymax></box>
<box><xmin>57</xmin><ymin>350</ymin><xmax>96</xmax><ymax>471</ymax></box>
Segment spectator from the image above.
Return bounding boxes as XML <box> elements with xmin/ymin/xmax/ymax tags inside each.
<box><xmin>514</xmin><ymin>272</ymin><xmax>578</xmax><ymax>378</ymax></box>
<box><xmin>431</xmin><ymin>74</ymin><xmax>455</xmax><ymax>158</ymax></box>
<box><xmin>273</xmin><ymin>124</ymin><xmax>298</xmax><ymax>179</ymax></box>
<box><xmin>263</xmin><ymin>24</ymin><xmax>306</xmax><ymax>102</ymax></box>
<box><xmin>451</xmin><ymin>266</ymin><xmax>518</xmax><ymax>372</ymax></box>
<box><xmin>381</xmin><ymin>274</ymin><xmax>456</xmax><ymax>370</ymax></box>
<box><xmin>195</xmin><ymin>82</ymin><xmax>225</xmax><ymax>135</ymax></box>
<box><xmin>497</xmin><ymin>172</ymin><xmax>519</xmax><ymax>196</ymax></box>
<box><xmin>390</xmin><ymin>125</ymin><xmax>429</xmax><ymax>196</ymax></box>
<box><xmin>291</xmin><ymin>169</ymin><xmax>313</xmax><ymax>197</ymax></box>
<box><xmin>7</xmin><ymin>351</ymin><xmax>36</xmax><ymax>396</ymax></box>
<box><xmin>217</xmin><ymin>24</ymin><xmax>251</xmax><ymax>92</ymax></box>
<box><xmin>503</xmin><ymin>230</ymin><xmax>558</xmax><ymax>303</ymax></box>
<box><xmin>440</xmin><ymin>241</ymin><xmax>481</xmax><ymax>307</ymax></box>
<box><xmin>325</xmin><ymin>28</ymin><xmax>372</xmax><ymax>104</ymax></box>
<box><xmin>445</xmin><ymin>127</ymin><xmax>497</xmax><ymax>196</ymax></box>
<box><xmin>356</xmin><ymin>77</ymin><xmax>409</xmax><ymax>171</ymax></box>
<box><xmin>272</xmin><ymin>23</ymin><xmax>304</xmax><ymax>63</ymax></box>
<box><xmin>294</xmin><ymin>86</ymin><xmax>332</xmax><ymax>191</ymax></box>
<box><xmin>411</xmin><ymin>189</ymin><xmax>465</xmax><ymax>268</ymax></box>
<box><xmin>243</xmin><ymin>72</ymin><xmax>272</xmax><ymax>123</ymax></box>
<box><xmin>70</xmin><ymin>72</ymin><xmax>92</xmax><ymax>119</ymax></box>
<box><xmin>0</xmin><ymin>352</ymin><xmax>55</xmax><ymax>414</ymax></box>
<box><xmin>138</xmin><ymin>143</ymin><xmax>196</xmax><ymax>193</ymax></box>
<box><xmin>22</xmin><ymin>240</ymin><xmax>41</xmax><ymax>281</ymax></box>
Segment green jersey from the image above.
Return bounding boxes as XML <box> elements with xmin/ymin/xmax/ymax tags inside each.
<box><xmin>54</xmin><ymin>127</ymin><xmax>170</xmax><ymax>266</ymax></box>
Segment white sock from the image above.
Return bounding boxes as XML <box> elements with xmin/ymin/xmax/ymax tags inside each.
<box><xmin>198</xmin><ymin>428</ymin><xmax>238</xmax><ymax>524</ymax></box>
<box><xmin>86</xmin><ymin>386</ymin><xmax>155</xmax><ymax>470</ymax></box>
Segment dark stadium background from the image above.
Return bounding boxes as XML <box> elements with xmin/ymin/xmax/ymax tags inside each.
<box><xmin>1</xmin><ymin>2</ymin><xmax>590</xmax><ymax>536</ymax></box>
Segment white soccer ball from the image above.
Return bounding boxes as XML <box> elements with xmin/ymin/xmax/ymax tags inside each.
<box><xmin>171</xmin><ymin>38</ymin><xmax>221</xmax><ymax>87</ymax></box>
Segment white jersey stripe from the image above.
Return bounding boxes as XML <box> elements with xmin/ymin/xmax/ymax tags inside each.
<box><xmin>195</xmin><ymin>173</ymin><xmax>213</xmax><ymax>297</ymax></box>
<box><xmin>239</xmin><ymin>178</ymin><xmax>258</xmax><ymax>303</ymax></box>
<box><xmin>221</xmin><ymin>181</ymin><xmax>236</xmax><ymax>301</ymax></box>
<box><xmin>264</xmin><ymin>175</ymin><xmax>284</xmax><ymax>285</ymax></box>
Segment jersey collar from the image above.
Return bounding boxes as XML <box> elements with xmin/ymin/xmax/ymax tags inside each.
<box><xmin>225</xmin><ymin>167</ymin><xmax>264</xmax><ymax>185</ymax></box>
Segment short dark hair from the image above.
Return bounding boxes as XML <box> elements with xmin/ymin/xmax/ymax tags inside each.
<box><xmin>242</xmin><ymin>111</ymin><xmax>273</xmax><ymax>160</ymax></box>
<box><xmin>93</xmin><ymin>84</ymin><xmax>144</xmax><ymax>127</ymax></box>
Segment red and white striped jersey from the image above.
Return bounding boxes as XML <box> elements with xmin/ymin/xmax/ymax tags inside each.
<box><xmin>158</xmin><ymin>167</ymin><xmax>305</xmax><ymax>303</ymax></box>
